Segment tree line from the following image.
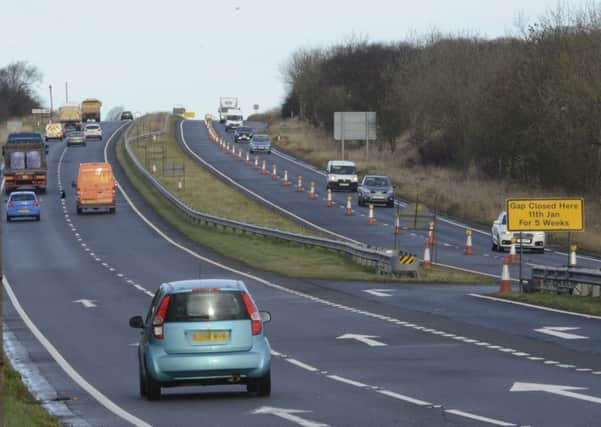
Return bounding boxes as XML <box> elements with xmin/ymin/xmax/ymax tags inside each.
<box><xmin>0</xmin><ymin>61</ymin><xmax>42</xmax><ymax>123</ymax></box>
<box><xmin>281</xmin><ymin>6</ymin><xmax>601</xmax><ymax>194</ymax></box>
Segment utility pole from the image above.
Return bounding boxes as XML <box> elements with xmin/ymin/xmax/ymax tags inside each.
<box><xmin>65</xmin><ymin>81</ymin><xmax>69</xmax><ymax>103</ymax></box>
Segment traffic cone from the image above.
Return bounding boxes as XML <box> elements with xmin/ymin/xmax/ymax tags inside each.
<box><xmin>282</xmin><ymin>169</ymin><xmax>290</xmax><ymax>186</ymax></box>
<box><xmin>326</xmin><ymin>188</ymin><xmax>333</xmax><ymax>207</ymax></box>
<box><xmin>569</xmin><ymin>244</ymin><xmax>577</xmax><ymax>268</ymax></box>
<box><xmin>367</xmin><ymin>204</ymin><xmax>376</xmax><ymax>224</ymax></box>
<box><xmin>428</xmin><ymin>221</ymin><xmax>435</xmax><ymax>245</ymax></box>
<box><xmin>508</xmin><ymin>238</ymin><xmax>517</xmax><ymax>264</ymax></box>
<box><xmin>245</xmin><ymin>152</ymin><xmax>250</xmax><ymax>165</ymax></box>
<box><xmin>394</xmin><ymin>213</ymin><xmax>401</xmax><ymax>235</ymax></box>
<box><xmin>261</xmin><ymin>160</ymin><xmax>267</xmax><ymax>175</ymax></box>
<box><xmin>296</xmin><ymin>176</ymin><xmax>303</xmax><ymax>192</ymax></box>
<box><xmin>308</xmin><ymin>181</ymin><xmax>317</xmax><ymax>199</ymax></box>
<box><xmin>253</xmin><ymin>156</ymin><xmax>259</xmax><ymax>170</ymax></box>
<box><xmin>152</xmin><ymin>164</ymin><xmax>157</xmax><ymax>174</ymax></box>
<box><xmin>499</xmin><ymin>257</ymin><xmax>512</xmax><ymax>293</ymax></box>
<box><xmin>231</xmin><ymin>144</ymin><xmax>236</xmax><ymax>156</ymax></box>
<box><xmin>238</xmin><ymin>148</ymin><xmax>243</xmax><ymax>160</ymax></box>
<box><xmin>421</xmin><ymin>242</ymin><xmax>432</xmax><ymax>268</ymax></box>
<box><xmin>345</xmin><ymin>196</ymin><xmax>353</xmax><ymax>216</ymax></box>
<box><xmin>177</xmin><ymin>179</ymin><xmax>183</xmax><ymax>191</ymax></box>
<box><xmin>272</xmin><ymin>164</ymin><xmax>278</xmax><ymax>180</ymax></box>
<box><xmin>464</xmin><ymin>229</ymin><xmax>473</xmax><ymax>255</ymax></box>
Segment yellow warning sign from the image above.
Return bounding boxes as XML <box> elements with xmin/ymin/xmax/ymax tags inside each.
<box><xmin>506</xmin><ymin>198</ymin><xmax>584</xmax><ymax>232</ymax></box>
<box><xmin>183</xmin><ymin>111</ymin><xmax>196</xmax><ymax>119</ymax></box>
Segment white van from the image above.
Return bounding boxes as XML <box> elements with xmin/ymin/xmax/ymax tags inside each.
<box><xmin>326</xmin><ymin>160</ymin><xmax>359</xmax><ymax>191</ymax></box>
<box><xmin>225</xmin><ymin>109</ymin><xmax>243</xmax><ymax>131</ymax></box>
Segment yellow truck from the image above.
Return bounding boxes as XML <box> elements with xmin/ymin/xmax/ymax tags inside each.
<box><xmin>58</xmin><ymin>104</ymin><xmax>82</xmax><ymax>130</ymax></box>
<box><xmin>81</xmin><ymin>99</ymin><xmax>102</xmax><ymax>122</ymax></box>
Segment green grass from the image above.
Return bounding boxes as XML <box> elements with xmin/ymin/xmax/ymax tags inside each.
<box><xmin>494</xmin><ymin>292</ymin><xmax>601</xmax><ymax>316</ymax></box>
<box><xmin>3</xmin><ymin>356</ymin><xmax>62</xmax><ymax>427</ymax></box>
<box><xmin>118</xmin><ymin>126</ymin><xmax>490</xmax><ymax>284</ymax></box>
<box><xmin>129</xmin><ymin>116</ymin><xmax>321</xmax><ymax>237</ymax></box>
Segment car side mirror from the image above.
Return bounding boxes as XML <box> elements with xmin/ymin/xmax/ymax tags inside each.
<box><xmin>259</xmin><ymin>311</ymin><xmax>271</xmax><ymax>323</ymax></box>
<box><xmin>129</xmin><ymin>315</ymin><xmax>144</xmax><ymax>329</ymax></box>
<box><xmin>71</xmin><ymin>180</ymin><xmax>76</xmax><ymax>188</ymax></box>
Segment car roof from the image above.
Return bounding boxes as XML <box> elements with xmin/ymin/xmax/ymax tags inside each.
<box><xmin>363</xmin><ymin>175</ymin><xmax>389</xmax><ymax>180</ymax></box>
<box><xmin>9</xmin><ymin>190</ymin><xmax>37</xmax><ymax>197</ymax></box>
<box><xmin>329</xmin><ymin>160</ymin><xmax>356</xmax><ymax>166</ymax></box>
<box><xmin>162</xmin><ymin>279</ymin><xmax>247</xmax><ymax>293</ymax></box>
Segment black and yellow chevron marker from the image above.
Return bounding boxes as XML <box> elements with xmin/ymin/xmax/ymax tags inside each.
<box><xmin>399</xmin><ymin>255</ymin><xmax>416</xmax><ymax>265</ymax></box>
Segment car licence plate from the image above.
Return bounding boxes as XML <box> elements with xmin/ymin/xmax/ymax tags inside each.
<box><xmin>191</xmin><ymin>331</ymin><xmax>229</xmax><ymax>343</ymax></box>
<box><xmin>339</xmin><ymin>182</ymin><xmax>349</xmax><ymax>186</ymax></box>
<box><xmin>18</xmin><ymin>209</ymin><xmax>30</xmax><ymax>213</ymax></box>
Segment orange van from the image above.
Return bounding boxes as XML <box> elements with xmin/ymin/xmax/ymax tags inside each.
<box><xmin>75</xmin><ymin>162</ymin><xmax>116</xmax><ymax>214</ymax></box>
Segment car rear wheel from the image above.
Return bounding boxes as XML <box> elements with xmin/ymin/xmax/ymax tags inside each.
<box><xmin>35</xmin><ymin>215</ymin><xmax>40</xmax><ymax>221</ymax></box>
<box><xmin>76</xmin><ymin>206</ymin><xmax>82</xmax><ymax>215</ymax></box>
<box><xmin>144</xmin><ymin>366</ymin><xmax>161</xmax><ymax>401</ymax></box>
<box><xmin>247</xmin><ymin>371</ymin><xmax>271</xmax><ymax>397</ymax></box>
<box><xmin>6</xmin><ymin>216</ymin><xmax>11</xmax><ymax>222</ymax></box>
<box><xmin>138</xmin><ymin>362</ymin><xmax>147</xmax><ymax>397</ymax></box>
<box><xmin>109</xmin><ymin>207</ymin><xmax>116</xmax><ymax>214</ymax></box>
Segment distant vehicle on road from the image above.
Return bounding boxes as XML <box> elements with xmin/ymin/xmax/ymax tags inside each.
<box><xmin>491</xmin><ymin>211</ymin><xmax>545</xmax><ymax>252</ymax></box>
<box><xmin>58</xmin><ymin>104</ymin><xmax>82</xmax><ymax>131</ymax></box>
<box><xmin>66</xmin><ymin>131</ymin><xmax>86</xmax><ymax>147</ymax></box>
<box><xmin>219</xmin><ymin>97</ymin><xmax>239</xmax><ymax>123</ymax></box>
<box><xmin>249</xmin><ymin>134</ymin><xmax>271</xmax><ymax>154</ymax></box>
<box><xmin>74</xmin><ymin>162</ymin><xmax>116</xmax><ymax>214</ymax></box>
<box><xmin>357</xmin><ymin>175</ymin><xmax>395</xmax><ymax>207</ymax></box>
<box><xmin>234</xmin><ymin>126</ymin><xmax>253</xmax><ymax>143</ymax></box>
<box><xmin>120</xmin><ymin>111</ymin><xmax>134</xmax><ymax>120</ymax></box>
<box><xmin>81</xmin><ymin>98</ymin><xmax>102</xmax><ymax>122</ymax></box>
<box><xmin>225</xmin><ymin>109</ymin><xmax>243</xmax><ymax>131</ymax></box>
<box><xmin>129</xmin><ymin>279</ymin><xmax>272</xmax><ymax>401</ymax></box>
<box><xmin>2</xmin><ymin>132</ymin><xmax>48</xmax><ymax>194</ymax></box>
<box><xmin>84</xmin><ymin>123</ymin><xmax>102</xmax><ymax>140</ymax></box>
<box><xmin>45</xmin><ymin>123</ymin><xmax>64</xmax><ymax>141</ymax></box>
<box><xmin>326</xmin><ymin>160</ymin><xmax>358</xmax><ymax>192</ymax></box>
<box><xmin>6</xmin><ymin>190</ymin><xmax>41</xmax><ymax>222</ymax></box>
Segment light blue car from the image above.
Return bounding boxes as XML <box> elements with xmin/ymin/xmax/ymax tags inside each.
<box><xmin>130</xmin><ymin>279</ymin><xmax>272</xmax><ymax>400</ymax></box>
<box><xmin>6</xmin><ymin>191</ymin><xmax>41</xmax><ymax>222</ymax></box>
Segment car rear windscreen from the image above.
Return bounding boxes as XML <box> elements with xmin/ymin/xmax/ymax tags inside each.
<box><xmin>11</xmin><ymin>194</ymin><xmax>35</xmax><ymax>201</ymax></box>
<box><xmin>165</xmin><ymin>291</ymin><xmax>249</xmax><ymax>322</ymax></box>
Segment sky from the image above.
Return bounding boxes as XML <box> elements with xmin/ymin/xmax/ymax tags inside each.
<box><xmin>1</xmin><ymin>0</ymin><xmax>580</xmax><ymax>118</ymax></box>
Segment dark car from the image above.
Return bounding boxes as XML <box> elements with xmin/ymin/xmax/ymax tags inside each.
<box><xmin>357</xmin><ymin>175</ymin><xmax>395</xmax><ymax>207</ymax></box>
<box><xmin>120</xmin><ymin>111</ymin><xmax>134</xmax><ymax>120</ymax></box>
<box><xmin>234</xmin><ymin>126</ymin><xmax>254</xmax><ymax>143</ymax></box>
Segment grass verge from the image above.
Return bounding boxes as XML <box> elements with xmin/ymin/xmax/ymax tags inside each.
<box><xmin>128</xmin><ymin>116</ymin><xmax>321</xmax><ymax>237</ymax></box>
<box><xmin>118</xmin><ymin>129</ymin><xmax>490</xmax><ymax>283</ymax></box>
<box><xmin>494</xmin><ymin>292</ymin><xmax>601</xmax><ymax>316</ymax></box>
<box><xmin>3</xmin><ymin>355</ymin><xmax>61</xmax><ymax>427</ymax></box>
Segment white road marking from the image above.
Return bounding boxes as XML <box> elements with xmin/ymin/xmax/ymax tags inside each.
<box><xmin>534</xmin><ymin>326</ymin><xmax>588</xmax><ymax>340</ymax></box>
<box><xmin>469</xmin><ymin>293</ymin><xmax>601</xmax><ymax>320</ymax></box>
<box><xmin>377</xmin><ymin>390</ymin><xmax>431</xmax><ymax>406</ymax></box>
<box><xmin>326</xmin><ymin>375</ymin><xmax>368</xmax><ymax>388</ymax></box>
<box><xmin>445</xmin><ymin>409</ymin><xmax>516</xmax><ymax>426</ymax></box>
<box><xmin>73</xmin><ymin>299</ymin><xmax>96</xmax><ymax>308</ymax></box>
<box><xmin>286</xmin><ymin>359</ymin><xmax>318</xmax><ymax>372</ymax></box>
<box><xmin>3</xmin><ymin>277</ymin><xmax>151</xmax><ymax>427</ymax></box>
<box><xmin>252</xmin><ymin>406</ymin><xmax>329</xmax><ymax>427</ymax></box>
<box><xmin>363</xmin><ymin>289</ymin><xmax>394</xmax><ymax>297</ymax></box>
<box><xmin>336</xmin><ymin>334</ymin><xmax>387</xmax><ymax>347</ymax></box>
<box><xmin>511</xmin><ymin>382</ymin><xmax>601</xmax><ymax>405</ymax></box>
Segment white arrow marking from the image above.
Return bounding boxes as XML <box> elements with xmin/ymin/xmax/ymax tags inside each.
<box><xmin>73</xmin><ymin>299</ymin><xmax>97</xmax><ymax>308</ymax></box>
<box><xmin>336</xmin><ymin>333</ymin><xmax>387</xmax><ymax>347</ymax></box>
<box><xmin>534</xmin><ymin>326</ymin><xmax>588</xmax><ymax>340</ymax></box>
<box><xmin>510</xmin><ymin>382</ymin><xmax>601</xmax><ymax>405</ymax></box>
<box><xmin>363</xmin><ymin>289</ymin><xmax>394</xmax><ymax>297</ymax></box>
<box><xmin>252</xmin><ymin>406</ymin><xmax>330</xmax><ymax>427</ymax></box>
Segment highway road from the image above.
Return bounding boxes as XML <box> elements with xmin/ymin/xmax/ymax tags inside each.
<box><xmin>179</xmin><ymin>119</ymin><xmax>601</xmax><ymax>280</ymax></box>
<box><xmin>3</xmin><ymin>120</ymin><xmax>601</xmax><ymax>426</ymax></box>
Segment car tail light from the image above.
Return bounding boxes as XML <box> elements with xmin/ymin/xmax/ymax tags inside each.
<box><xmin>152</xmin><ymin>295</ymin><xmax>171</xmax><ymax>339</ymax></box>
<box><xmin>241</xmin><ymin>292</ymin><xmax>261</xmax><ymax>335</ymax></box>
<box><xmin>33</xmin><ymin>200</ymin><xmax>40</xmax><ymax>207</ymax></box>
<box><xmin>7</xmin><ymin>201</ymin><xmax>13</xmax><ymax>207</ymax></box>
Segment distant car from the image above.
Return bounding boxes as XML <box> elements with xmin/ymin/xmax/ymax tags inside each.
<box><xmin>129</xmin><ymin>279</ymin><xmax>272</xmax><ymax>401</ymax></box>
<box><xmin>326</xmin><ymin>160</ymin><xmax>358</xmax><ymax>192</ymax></box>
<box><xmin>357</xmin><ymin>175</ymin><xmax>395</xmax><ymax>207</ymax></box>
<box><xmin>6</xmin><ymin>191</ymin><xmax>41</xmax><ymax>222</ymax></box>
<box><xmin>84</xmin><ymin>123</ymin><xmax>102</xmax><ymax>140</ymax></box>
<box><xmin>234</xmin><ymin>126</ymin><xmax>254</xmax><ymax>143</ymax></box>
<box><xmin>120</xmin><ymin>111</ymin><xmax>134</xmax><ymax>120</ymax></box>
<box><xmin>66</xmin><ymin>131</ymin><xmax>86</xmax><ymax>146</ymax></box>
<box><xmin>491</xmin><ymin>211</ymin><xmax>545</xmax><ymax>253</ymax></box>
<box><xmin>249</xmin><ymin>134</ymin><xmax>271</xmax><ymax>154</ymax></box>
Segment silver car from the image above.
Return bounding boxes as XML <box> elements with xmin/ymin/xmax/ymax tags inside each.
<box><xmin>357</xmin><ymin>175</ymin><xmax>395</xmax><ymax>207</ymax></box>
<box><xmin>66</xmin><ymin>131</ymin><xmax>86</xmax><ymax>147</ymax></box>
<box><xmin>249</xmin><ymin>134</ymin><xmax>271</xmax><ymax>154</ymax></box>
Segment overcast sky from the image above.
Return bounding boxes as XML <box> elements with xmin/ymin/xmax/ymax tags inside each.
<box><xmin>2</xmin><ymin>0</ymin><xmax>578</xmax><ymax>118</ymax></box>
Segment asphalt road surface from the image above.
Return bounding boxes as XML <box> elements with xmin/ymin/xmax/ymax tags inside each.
<box><xmin>3</xmin><ymin>121</ymin><xmax>601</xmax><ymax>426</ymax></box>
<box><xmin>180</xmin><ymin>119</ymin><xmax>601</xmax><ymax>280</ymax></box>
